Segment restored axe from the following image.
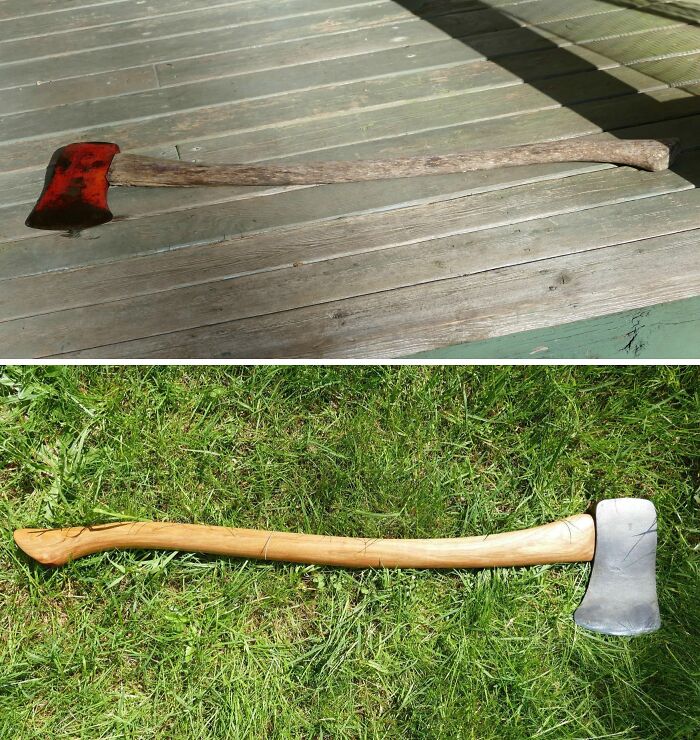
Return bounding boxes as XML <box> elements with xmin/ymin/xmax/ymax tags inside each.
<box><xmin>25</xmin><ymin>138</ymin><xmax>679</xmax><ymax>233</ymax></box>
<box><xmin>14</xmin><ymin>498</ymin><xmax>660</xmax><ymax>636</ymax></box>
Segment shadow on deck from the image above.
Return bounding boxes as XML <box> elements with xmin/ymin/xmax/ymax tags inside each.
<box><xmin>402</xmin><ymin>0</ymin><xmax>700</xmax><ymax>185</ymax></box>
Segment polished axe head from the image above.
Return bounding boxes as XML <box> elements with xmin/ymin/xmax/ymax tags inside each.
<box><xmin>575</xmin><ymin>498</ymin><xmax>660</xmax><ymax>636</ymax></box>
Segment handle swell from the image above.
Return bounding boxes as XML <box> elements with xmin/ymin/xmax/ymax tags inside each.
<box><xmin>14</xmin><ymin>514</ymin><xmax>594</xmax><ymax>568</ymax></box>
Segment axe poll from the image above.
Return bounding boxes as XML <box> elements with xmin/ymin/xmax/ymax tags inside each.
<box><xmin>14</xmin><ymin>498</ymin><xmax>660</xmax><ymax>636</ymax></box>
<box><xmin>25</xmin><ymin>138</ymin><xmax>679</xmax><ymax>233</ymax></box>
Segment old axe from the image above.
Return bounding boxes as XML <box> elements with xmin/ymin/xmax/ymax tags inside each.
<box><xmin>25</xmin><ymin>138</ymin><xmax>679</xmax><ymax>233</ymax></box>
<box><xmin>14</xmin><ymin>498</ymin><xmax>660</xmax><ymax>636</ymax></box>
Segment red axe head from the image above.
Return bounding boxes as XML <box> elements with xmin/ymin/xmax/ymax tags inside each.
<box><xmin>25</xmin><ymin>142</ymin><xmax>120</xmax><ymax>232</ymax></box>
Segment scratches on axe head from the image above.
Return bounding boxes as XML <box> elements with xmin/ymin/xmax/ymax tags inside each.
<box><xmin>623</xmin><ymin>515</ymin><xmax>657</xmax><ymax>563</ymax></box>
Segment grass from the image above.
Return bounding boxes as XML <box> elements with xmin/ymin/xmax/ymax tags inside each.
<box><xmin>0</xmin><ymin>365</ymin><xmax>698</xmax><ymax>738</ymax></box>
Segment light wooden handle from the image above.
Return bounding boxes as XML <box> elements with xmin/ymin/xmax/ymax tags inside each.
<box><xmin>14</xmin><ymin>514</ymin><xmax>594</xmax><ymax>568</ymax></box>
<box><xmin>108</xmin><ymin>138</ymin><xmax>679</xmax><ymax>187</ymax></box>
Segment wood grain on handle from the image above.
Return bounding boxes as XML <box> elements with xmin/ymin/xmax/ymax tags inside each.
<box><xmin>108</xmin><ymin>139</ymin><xmax>679</xmax><ymax>187</ymax></box>
<box><xmin>14</xmin><ymin>514</ymin><xmax>594</xmax><ymax>568</ymax></box>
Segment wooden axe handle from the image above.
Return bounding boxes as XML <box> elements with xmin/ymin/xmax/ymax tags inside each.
<box><xmin>108</xmin><ymin>138</ymin><xmax>678</xmax><ymax>187</ymax></box>
<box><xmin>14</xmin><ymin>514</ymin><xmax>594</xmax><ymax>567</ymax></box>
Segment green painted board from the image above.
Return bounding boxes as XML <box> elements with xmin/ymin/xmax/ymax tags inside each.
<box><xmin>409</xmin><ymin>295</ymin><xmax>700</xmax><ymax>359</ymax></box>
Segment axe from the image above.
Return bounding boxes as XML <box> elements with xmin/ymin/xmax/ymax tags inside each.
<box><xmin>14</xmin><ymin>498</ymin><xmax>660</xmax><ymax>636</ymax></box>
<box><xmin>25</xmin><ymin>138</ymin><xmax>679</xmax><ymax>233</ymax></box>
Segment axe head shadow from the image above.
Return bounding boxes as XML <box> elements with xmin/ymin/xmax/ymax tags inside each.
<box><xmin>575</xmin><ymin>498</ymin><xmax>660</xmax><ymax>636</ymax></box>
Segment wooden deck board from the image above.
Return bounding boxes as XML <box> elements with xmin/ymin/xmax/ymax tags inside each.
<box><xmin>0</xmin><ymin>3</ymin><xmax>422</xmax><ymax>87</ymax></box>
<box><xmin>1</xmin><ymin>0</ymin><xmax>699</xmax><ymax>358</ymax></box>
<box><xmin>0</xmin><ymin>66</ymin><xmax>160</xmax><ymax>116</ymax></box>
<box><xmin>583</xmin><ymin>22</ymin><xmax>700</xmax><ymax>63</ymax></box>
<box><xmin>0</xmin><ymin>50</ymin><xmax>671</xmax><ymax>171</ymax></box>
<box><xmin>3</xmin><ymin>160</ymin><xmax>695</xmax><ymax>320</ymax></box>
<box><xmin>0</xmin><ymin>0</ymin><xmax>404</xmax><ymax>64</ymax></box>
<box><xmin>0</xmin><ymin>0</ymin><xmax>137</xmax><ymax>23</ymax></box>
<box><xmin>50</xmin><ymin>228</ymin><xmax>700</xmax><ymax>358</ymax></box>
<box><xmin>6</xmin><ymin>190</ymin><xmax>699</xmax><ymax>356</ymax></box>
<box><xmin>633</xmin><ymin>52</ymin><xmax>700</xmax><ymax>88</ymax></box>
<box><xmin>0</xmin><ymin>0</ymin><xmax>671</xmax><ymax>88</ymax></box>
<box><xmin>5</xmin><ymin>74</ymin><xmax>695</xmax><ymax>177</ymax></box>
<box><xmin>0</xmin><ymin>0</ymin><xmax>259</xmax><ymax>41</ymax></box>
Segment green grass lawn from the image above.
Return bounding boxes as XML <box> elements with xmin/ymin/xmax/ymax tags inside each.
<box><xmin>0</xmin><ymin>365</ymin><xmax>698</xmax><ymax>738</ymax></box>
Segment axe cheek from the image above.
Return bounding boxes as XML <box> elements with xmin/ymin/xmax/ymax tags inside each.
<box><xmin>574</xmin><ymin>498</ymin><xmax>660</xmax><ymax>636</ymax></box>
<box><xmin>25</xmin><ymin>142</ymin><xmax>119</xmax><ymax>232</ymax></box>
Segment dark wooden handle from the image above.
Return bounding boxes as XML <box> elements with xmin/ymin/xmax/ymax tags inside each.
<box><xmin>108</xmin><ymin>138</ymin><xmax>679</xmax><ymax>187</ymax></box>
<box><xmin>14</xmin><ymin>515</ymin><xmax>594</xmax><ymax>567</ymax></box>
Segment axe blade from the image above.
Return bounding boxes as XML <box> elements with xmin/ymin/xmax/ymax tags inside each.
<box><xmin>574</xmin><ymin>498</ymin><xmax>660</xmax><ymax>636</ymax></box>
<box><xmin>25</xmin><ymin>142</ymin><xmax>119</xmax><ymax>232</ymax></box>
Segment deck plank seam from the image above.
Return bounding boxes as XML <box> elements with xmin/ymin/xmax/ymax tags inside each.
<box><xmin>0</xmin><ymin>3</ymin><xmax>420</xmax><ymax>68</ymax></box>
<box><xmin>0</xmin><ymin>0</ymin><xmax>536</xmax><ymax>25</ymax></box>
<box><xmin>1</xmin><ymin>54</ymin><xmax>681</xmax><ymax>153</ymax></box>
<box><xmin>3</xmin><ymin>20</ymin><xmax>682</xmax><ymax>117</ymax></box>
<box><xmin>0</xmin><ymin>9</ymin><xmax>688</xmax><ymax>93</ymax></box>
<box><xmin>0</xmin><ymin>74</ymin><xmax>560</xmax><ymax>147</ymax></box>
<box><xmin>0</xmin><ymin>17</ymin><xmax>597</xmax><ymax>94</ymax></box>
<box><xmin>0</xmin><ymin>0</ymin><xmax>134</xmax><ymax>24</ymax></box>
<box><xmin>0</xmin><ymin>3</ymin><xmax>667</xmax><ymax>70</ymax></box>
<box><xmin>0</xmin><ymin>0</ymin><xmax>395</xmax><ymax>45</ymax></box>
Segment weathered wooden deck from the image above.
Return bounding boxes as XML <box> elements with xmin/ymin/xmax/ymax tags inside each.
<box><xmin>1</xmin><ymin>0</ymin><xmax>699</xmax><ymax>358</ymax></box>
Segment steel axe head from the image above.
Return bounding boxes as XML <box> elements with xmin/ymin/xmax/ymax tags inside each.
<box><xmin>25</xmin><ymin>142</ymin><xmax>120</xmax><ymax>232</ymax></box>
<box><xmin>575</xmin><ymin>498</ymin><xmax>660</xmax><ymax>636</ymax></box>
